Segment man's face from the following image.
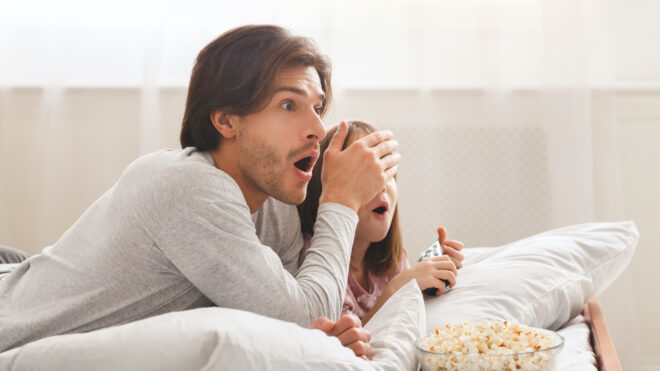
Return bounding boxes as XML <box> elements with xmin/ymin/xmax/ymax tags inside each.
<box><xmin>236</xmin><ymin>65</ymin><xmax>326</xmax><ymax>205</ymax></box>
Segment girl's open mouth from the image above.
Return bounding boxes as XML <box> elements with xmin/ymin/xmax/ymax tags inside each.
<box><xmin>372</xmin><ymin>205</ymin><xmax>388</xmax><ymax>215</ymax></box>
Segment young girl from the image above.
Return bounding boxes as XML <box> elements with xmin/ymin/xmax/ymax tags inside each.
<box><xmin>298</xmin><ymin>120</ymin><xmax>464</xmax><ymax>325</ymax></box>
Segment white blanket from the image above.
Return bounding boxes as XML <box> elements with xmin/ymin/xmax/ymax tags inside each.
<box><xmin>2</xmin><ymin>221</ymin><xmax>636</xmax><ymax>370</ymax></box>
<box><xmin>0</xmin><ymin>280</ymin><xmax>425</xmax><ymax>371</ymax></box>
<box><xmin>555</xmin><ymin>315</ymin><xmax>598</xmax><ymax>371</ymax></box>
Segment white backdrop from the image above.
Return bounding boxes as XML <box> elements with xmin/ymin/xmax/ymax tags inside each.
<box><xmin>1</xmin><ymin>0</ymin><xmax>620</xmax><ymax>245</ymax></box>
<box><xmin>1</xmin><ymin>0</ymin><xmax>659</xmax><ymax>369</ymax></box>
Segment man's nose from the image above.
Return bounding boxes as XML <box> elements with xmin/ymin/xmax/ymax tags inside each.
<box><xmin>305</xmin><ymin>109</ymin><xmax>326</xmax><ymax>142</ymax></box>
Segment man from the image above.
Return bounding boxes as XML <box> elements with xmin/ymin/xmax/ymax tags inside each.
<box><xmin>0</xmin><ymin>25</ymin><xmax>400</xmax><ymax>358</ymax></box>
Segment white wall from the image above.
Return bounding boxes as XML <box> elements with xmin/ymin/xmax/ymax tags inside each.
<box><xmin>593</xmin><ymin>91</ymin><xmax>660</xmax><ymax>369</ymax></box>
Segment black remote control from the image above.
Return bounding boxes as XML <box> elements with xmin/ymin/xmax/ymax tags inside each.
<box><xmin>418</xmin><ymin>241</ymin><xmax>450</xmax><ymax>295</ymax></box>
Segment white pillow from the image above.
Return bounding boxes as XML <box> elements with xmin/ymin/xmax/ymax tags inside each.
<box><xmin>0</xmin><ymin>280</ymin><xmax>424</xmax><ymax>371</ymax></box>
<box><xmin>366</xmin><ymin>279</ymin><xmax>426</xmax><ymax>371</ymax></box>
<box><xmin>424</xmin><ymin>221</ymin><xmax>638</xmax><ymax>333</ymax></box>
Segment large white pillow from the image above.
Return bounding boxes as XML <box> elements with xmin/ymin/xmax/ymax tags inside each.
<box><xmin>366</xmin><ymin>278</ymin><xmax>426</xmax><ymax>370</ymax></box>
<box><xmin>424</xmin><ymin>221</ymin><xmax>638</xmax><ymax>333</ymax></box>
<box><xmin>0</xmin><ymin>280</ymin><xmax>424</xmax><ymax>371</ymax></box>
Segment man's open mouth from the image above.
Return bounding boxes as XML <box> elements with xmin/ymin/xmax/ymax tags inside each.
<box><xmin>294</xmin><ymin>156</ymin><xmax>313</xmax><ymax>172</ymax></box>
<box><xmin>292</xmin><ymin>150</ymin><xmax>319</xmax><ymax>177</ymax></box>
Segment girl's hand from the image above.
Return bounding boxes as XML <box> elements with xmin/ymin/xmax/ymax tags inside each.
<box><xmin>402</xmin><ymin>255</ymin><xmax>457</xmax><ymax>296</ymax></box>
<box><xmin>365</xmin><ymin>253</ymin><xmax>458</xmax><ymax>324</ymax></box>
<box><xmin>437</xmin><ymin>226</ymin><xmax>464</xmax><ymax>269</ymax></box>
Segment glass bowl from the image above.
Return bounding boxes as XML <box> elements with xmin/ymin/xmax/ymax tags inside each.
<box><xmin>415</xmin><ymin>327</ymin><xmax>564</xmax><ymax>371</ymax></box>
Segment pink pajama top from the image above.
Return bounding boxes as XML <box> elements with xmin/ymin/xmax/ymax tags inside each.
<box><xmin>299</xmin><ymin>234</ymin><xmax>409</xmax><ymax>320</ymax></box>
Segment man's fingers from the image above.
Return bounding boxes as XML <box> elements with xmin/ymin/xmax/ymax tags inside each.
<box><xmin>337</xmin><ymin>327</ymin><xmax>372</xmax><ymax>360</ymax></box>
<box><xmin>356</xmin><ymin>129</ymin><xmax>393</xmax><ymax>148</ymax></box>
<box><xmin>337</xmin><ymin>327</ymin><xmax>371</xmax><ymax>347</ymax></box>
<box><xmin>372</xmin><ymin>139</ymin><xmax>399</xmax><ymax>158</ymax></box>
<box><xmin>326</xmin><ymin>121</ymin><xmax>348</xmax><ymax>153</ymax></box>
<box><xmin>346</xmin><ymin>340</ymin><xmax>373</xmax><ymax>360</ymax></box>
<box><xmin>437</xmin><ymin>226</ymin><xmax>448</xmax><ymax>243</ymax></box>
<box><xmin>380</xmin><ymin>152</ymin><xmax>401</xmax><ymax>172</ymax></box>
<box><xmin>383</xmin><ymin>164</ymin><xmax>399</xmax><ymax>181</ymax></box>
<box><xmin>310</xmin><ymin>316</ymin><xmax>335</xmax><ymax>333</ymax></box>
<box><xmin>328</xmin><ymin>314</ymin><xmax>362</xmax><ymax>337</ymax></box>
<box><xmin>324</xmin><ymin>314</ymin><xmax>372</xmax><ymax>360</ymax></box>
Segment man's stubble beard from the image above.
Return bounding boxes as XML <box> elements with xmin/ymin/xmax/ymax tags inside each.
<box><xmin>238</xmin><ymin>125</ymin><xmax>305</xmax><ymax>205</ymax></box>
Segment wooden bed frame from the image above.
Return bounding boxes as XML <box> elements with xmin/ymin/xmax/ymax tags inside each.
<box><xmin>583</xmin><ymin>298</ymin><xmax>622</xmax><ymax>371</ymax></box>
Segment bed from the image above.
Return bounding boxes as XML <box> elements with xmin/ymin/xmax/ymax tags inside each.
<box><xmin>547</xmin><ymin>298</ymin><xmax>622</xmax><ymax>371</ymax></box>
<box><xmin>0</xmin><ymin>221</ymin><xmax>636</xmax><ymax>370</ymax></box>
<box><xmin>584</xmin><ymin>298</ymin><xmax>622</xmax><ymax>371</ymax></box>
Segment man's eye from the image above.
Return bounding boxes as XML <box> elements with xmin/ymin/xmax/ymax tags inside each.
<box><xmin>280</xmin><ymin>102</ymin><xmax>294</xmax><ymax>111</ymax></box>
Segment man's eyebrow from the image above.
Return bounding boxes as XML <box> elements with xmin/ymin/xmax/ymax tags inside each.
<box><xmin>273</xmin><ymin>86</ymin><xmax>325</xmax><ymax>102</ymax></box>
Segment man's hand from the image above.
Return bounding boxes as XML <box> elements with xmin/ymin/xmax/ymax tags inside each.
<box><xmin>437</xmin><ymin>226</ymin><xmax>464</xmax><ymax>269</ymax></box>
<box><xmin>319</xmin><ymin>121</ymin><xmax>400</xmax><ymax>212</ymax></box>
<box><xmin>310</xmin><ymin>315</ymin><xmax>372</xmax><ymax>360</ymax></box>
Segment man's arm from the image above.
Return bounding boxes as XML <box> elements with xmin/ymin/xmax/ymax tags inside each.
<box><xmin>251</xmin><ymin>198</ymin><xmax>372</xmax><ymax>359</ymax></box>
<box><xmin>155</xmin><ymin>199</ymin><xmax>356</xmax><ymax>327</ymax></box>
<box><xmin>252</xmin><ymin>197</ymin><xmax>304</xmax><ymax>275</ymax></box>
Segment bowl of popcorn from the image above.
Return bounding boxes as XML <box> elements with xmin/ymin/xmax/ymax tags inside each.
<box><xmin>415</xmin><ymin>320</ymin><xmax>564</xmax><ymax>371</ymax></box>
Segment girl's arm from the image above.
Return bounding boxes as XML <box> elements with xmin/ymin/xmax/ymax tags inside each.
<box><xmin>361</xmin><ymin>256</ymin><xmax>457</xmax><ymax>325</ymax></box>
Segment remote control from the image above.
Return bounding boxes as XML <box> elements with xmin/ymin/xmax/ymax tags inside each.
<box><xmin>417</xmin><ymin>240</ymin><xmax>450</xmax><ymax>295</ymax></box>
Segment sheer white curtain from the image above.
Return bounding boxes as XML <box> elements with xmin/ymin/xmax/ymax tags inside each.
<box><xmin>1</xmin><ymin>0</ymin><xmax>658</xmax><ymax>368</ymax></box>
<box><xmin>0</xmin><ymin>0</ymin><xmax>613</xmax><ymax>244</ymax></box>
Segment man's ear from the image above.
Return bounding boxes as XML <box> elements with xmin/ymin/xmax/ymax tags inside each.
<box><xmin>210</xmin><ymin>110</ymin><xmax>239</xmax><ymax>139</ymax></box>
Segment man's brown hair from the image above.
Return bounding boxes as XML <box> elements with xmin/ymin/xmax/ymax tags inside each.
<box><xmin>297</xmin><ymin>120</ymin><xmax>405</xmax><ymax>276</ymax></box>
<box><xmin>180</xmin><ymin>25</ymin><xmax>332</xmax><ymax>150</ymax></box>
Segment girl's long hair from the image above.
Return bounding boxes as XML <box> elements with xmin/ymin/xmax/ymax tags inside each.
<box><xmin>297</xmin><ymin>120</ymin><xmax>405</xmax><ymax>276</ymax></box>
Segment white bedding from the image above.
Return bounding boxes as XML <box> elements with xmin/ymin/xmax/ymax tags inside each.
<box><xmin>0</xmin><ymin>221</ymin><xmax>636</xmax><ymax>370</ymax></box>
<box><xmin>0</xmin><ymin>279</ymin><xmax>425</xmax><ymax>371</ymax></box>
<box><xmin>555</xmin><ymin>315</ymin><xmax>598</xmax><ymax>371</ymax></box>
<box><xmin>0</xmin><ymin>287</ymin><xmax>598</xmax><ymax>371</ymax></box>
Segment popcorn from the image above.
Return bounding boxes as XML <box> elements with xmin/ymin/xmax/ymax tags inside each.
<box><xmin>416</xmin><ymin>320</ymin><xmax>563</xmax><ymax>371</ymax></box>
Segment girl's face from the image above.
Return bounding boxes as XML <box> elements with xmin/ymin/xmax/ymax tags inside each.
<box><xmin>350</xmin><ymin>131</ymin><xmax>399</xmax><ymax>244</ymax></box>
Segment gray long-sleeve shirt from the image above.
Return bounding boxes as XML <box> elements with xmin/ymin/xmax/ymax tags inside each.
<box><xmin>0</xmin><ymin>147</ymin><xmax>357</xmax><ymax>352</ymax></box>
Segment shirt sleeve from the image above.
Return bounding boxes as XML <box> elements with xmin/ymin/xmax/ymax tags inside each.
<box><xmin>154</xmin><ymin>200</ymin><xmax>357</xmax><ymax>326</ymax></box>
<box><xmin>251</xmin><ymin>197</ymin><xmax>305</xmax><ymax>275</ymax></box>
